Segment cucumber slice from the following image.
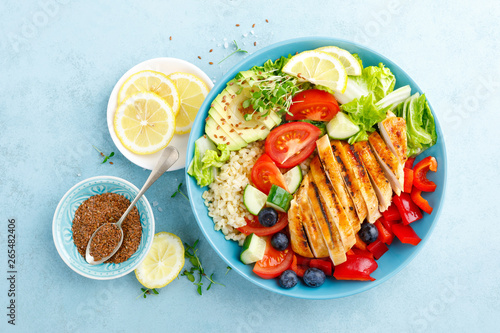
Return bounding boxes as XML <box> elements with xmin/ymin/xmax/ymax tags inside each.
<box><xmin>284</xmin><ymin>166</ymin><xmax>302</xmax><ymax>194</ymax></box>
<box><xmin>240</xmin><ymin>233</ymin><xmax>266</xmax><ymax>264</ymax></box>
<box><xmin>327</xmin><ymin>112</ymin><xmax>360</xmax><ymax>140</ymax></box>
<box><xmin>266</xmin><ymin>185</ymin><xmax>293</xmax><ymax>212</ymax></box>
<box><xmin>243</xmin><ymin>185</ymin><xmax>267</xmax><ymax>215</ymax></box>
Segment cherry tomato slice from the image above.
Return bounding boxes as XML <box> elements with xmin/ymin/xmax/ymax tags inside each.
<box><xmin>250</xmin><ymin>153</ymin><xmax>288</xmax><ymax>195</ymax></box>
<box><xmin>253</xmin><ymin>237</ymin><xmax>293</xmax><ymax>279</ymax></box>
<box><xmin>237</xmin><ymin>214</ymin><xmax>288</xmax><ymax>236</ymax></box>
<box><xmin>264</xmin><ymin>122</ymin><xmax>321</xmax><ymax>168</ymax></box>
<box><xmin>286</xmin><ymin>89</ymin><xmax>340</xmax><ymax>121</ymax></box>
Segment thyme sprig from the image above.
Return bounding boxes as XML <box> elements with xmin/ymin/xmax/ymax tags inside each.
<box><xmin>181</xmin><ymin>240</ymin><xmax>224</xmax><ymax>295</ymax></box>
<box><xmin>92</xmin><ymin>145</ymin><xmax>115</xmax><ymax>164</ymax></box>
<box><xmin>218</xmin><ymin>40</ymin><xmax>248</xmax><ymax>64</ymax></box>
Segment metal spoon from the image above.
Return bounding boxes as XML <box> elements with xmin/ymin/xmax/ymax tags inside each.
<box><xmin>85</xmin><ymin>146</ymin><xmax>179</xmax><ymax>265</ymax></box>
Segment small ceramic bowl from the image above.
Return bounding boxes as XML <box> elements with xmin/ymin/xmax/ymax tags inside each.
<box><xmin>52</xmin><ymin>176</ymin><xmax>155</xmax><ymax>280</ymax></box>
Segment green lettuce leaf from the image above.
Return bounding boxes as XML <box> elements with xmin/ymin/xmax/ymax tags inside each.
<box><xmin>350</xmin><ymin>63</ymin><xmax>396</xmax><ymax>101</ymax></box>
<box><xmin>188</xmin><ymin>137</ymin><xmax>230</xmax><ymax>187</ymax></box>
<box><xmin>394</xmin><ymin>93</ymin><xmax>437</xmax><ymax>156</ymax></box>
<box><xmin>341</xmin><ymin>94</ymin><xmax>390</xmax><ymax>144</ymax></box>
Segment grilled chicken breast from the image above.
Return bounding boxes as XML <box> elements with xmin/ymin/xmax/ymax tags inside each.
<box><xmin>316</xmin><ymin>135</ymin><xmax>361</xmax><ymax>232</ymax></box>
<box><xmin>295</xmin><ymin>175</ymin><xmax>329</xmax><ymax>258</ymax></box>
<box><xmin>342</xmin><ymin>142</ymin><xmax>381</xmax><ymax>223</ymax></box>
<box><xmin>369</xmin><ymin>131</ymin><xmax>404</xmax><ymax>195</ymax></box>
<box><xmin>307</xmin><ymin>180</ymin><xmax>347</xmax><ymax>265</ymax></box>
<box><xmin>379</xmin><ymin>113</ymin><xmax>408</xmax><ymax>164</ymax></box>
<box><xmin>353</xmin><ymin>141</ymin><xmax>392</xmax><ymax>212</ymax></box>
<box><xmin>309</xmin><ymin>156</ymin><xmax>356</xmax><ymax>249</ymax></box>
<box><xmin>331</xmin><ymin>140</ymin><xmax>368</xmax><ymax>223</ymax></box>
<box><xmin>288</xmin><ymin>197</ymin><xmax>314</xmax><ymax>258</ymax></box>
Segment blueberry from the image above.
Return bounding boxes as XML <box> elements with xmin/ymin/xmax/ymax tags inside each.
<box><xmin>258</xmin><ymin>207</ymin><xmax>278</xmax><ymax>227</ymax></box>
<box><xmin>358</xmin><ymin>222</ymin><xmax>379</xmax><ymax>244</ymax></box>
<box><xmin>271</xmin><ymin>232</ymin><xmax>289</xmax><ymax>251</ymax></box>
<box><xmin>303</xmin><ymin>268</ymin><xmax>326</xmax><ymax>288</ymax></box>
<box><xmin>278</xmin><ymin>270</ymin><xmax>298</xmax><ymax>289</ymax></box>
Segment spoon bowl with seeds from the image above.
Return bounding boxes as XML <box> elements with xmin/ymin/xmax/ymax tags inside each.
<box><xmin>85</xmin><ymin>146</ymin><xmax>179</xmax><ymax>265</ymax></box>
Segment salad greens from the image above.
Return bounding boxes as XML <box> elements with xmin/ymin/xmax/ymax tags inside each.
<box><xmin>233</xmin><ymin>56</ymin><xmax>303</xmax><ymax>119</ymax></box>
<box><xmin>350</xmin><ymin>63</ymin><xmax>396</xmax><ymax>101</ymax></box>
<box><xmin>188</xmin><ymin>136</ymin><xmax>230</xmax><ymax>187</ymax></box>
<box><xmin>395</xmin><ymin>93</ymin><xmax>437</xmax><ymax>156</ymax></box>
<box><xmin>341</xmin><ymin>94</ymin><xmax>390</xmax><ymax>144</ymax></box>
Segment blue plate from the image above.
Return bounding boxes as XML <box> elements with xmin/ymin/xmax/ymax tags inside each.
<box><xmin>185</xmin><ymin>37</ymin><xmax>447</xmax><ymax>299</ymax></box>
<box><xmin>52</xmin><ymin>176</ymin><xmax>155</xmax><ymax>280</ymax></box>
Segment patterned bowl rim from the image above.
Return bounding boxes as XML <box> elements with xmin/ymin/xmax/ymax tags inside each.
<box><xmin>52</xmin><ymin>175</ymin><xmax>155</xmax><ymax>280</ymax></box>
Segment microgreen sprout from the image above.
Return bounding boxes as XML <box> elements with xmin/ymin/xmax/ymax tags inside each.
<box><xmin>218</xmin><ymin>40</ymin><xmax>248</xmax><ymax>64</ymax></box>
<box><xmin>171</xmin><ymin>182</ymin><xmax>189</xmax><ymax>201</ymax></box>
<box><xmin>92</xmin><ymin>145</ymin><xmax>115</xmax><ymax>164</ymax></box>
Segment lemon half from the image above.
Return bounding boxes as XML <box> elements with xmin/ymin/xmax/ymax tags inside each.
<box><xmin>114</xmin><ymin>92</ymin><xmax>175</xmax><ymax>155</ymax></box>
<box><xmin>282</xmin><ymin>50</ymin><xmax>348</xmax><ymax>93</ymax></box>
<box><xmin>135</xmin><ymin>232</ymin><xmax>185</xmax><ymax>289</ymax></box>
<box><xmin>118</xmin><ymin>70</ymin><xmax>180</xmax><ymax>115</ymax></box>
<box><xmin>168</xmin><ymin>72</ymin><xmax>210</xmax><ymax>134</ymax></box>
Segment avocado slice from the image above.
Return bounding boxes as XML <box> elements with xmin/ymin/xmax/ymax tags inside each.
<box><xmin>205</xmin><ymin>117</ymin><xmax>245</xmax><ymax>151</ymax></box>
<box><xmin>207</xmin><ymin>107</ymin><xmax>247</xmax><ymax>148</ymax></box>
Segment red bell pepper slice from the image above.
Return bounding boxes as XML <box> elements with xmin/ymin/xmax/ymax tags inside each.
<box><xmin>382</xmin><ymin>202</ymin><xmax>401</xmax><ymax>221</ymax></box>
<box><xmin>404</xmin><ymin>168</ymin><xmax>414</xmax><ymax>193</ymax></box>
<box><xmin>367</xmin><ymin>239</ymin><xmax>389</xmax><ymax>260</ymax></box>
<box><xmin>413</xmin><ymin>156</ymin><xmax>437</xmax><ymax>192</ymax></box>
<box><xmin>290</xmin><ymin>255</ymin><xmax>311</xmax><ymax>278</ymax></box>
<box><xmin>333</xmin><ymin>255</ymin><xmax>378</xmax><ymax>281</ymax></box>
<box><xmin>410</xmin><ymin>188</ymin><xmax>433</xmax><ymax>214</ymax></box>
<box><xmin>405</xmin><ymin>157</ymin><xmax>416</xmax><ymax>169</ymax></box>
<box><xmin>393</xmin><ymin>193</ymin><xmax>423</xmax><ymax>225</ymax></box>
<box><xmin>310</xmin><ymin>259</ymin><xmax>333</xmax><ymax>276</ymax></box>
<box><xmin>392</xmin><ymin>223</ymin><xmax>421</xmax><ymax>245</ymax></box>
<box><xmin>351</xmin><ymin>247</ymin><xmax>374</xmax><ymax>259</ymax></box>
<box><xmin>354</xmin><ymin>233</ymin><xmax>368</xmax><ymax>251</ymax></box>
<box><xmin>381</xmin><ymin>217</ymin><xmax>398</xmax><ymax>234</ymax></box>
<box><xmin>374</xmin><ymin>218</ymin><xmax>394</xmax><ymax>245</ymax></box>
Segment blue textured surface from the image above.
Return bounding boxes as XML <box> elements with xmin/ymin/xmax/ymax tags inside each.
<box><xmin>186</xmin><ymin>37</ymin><xmax>447</xmax><ymax>299</ymax></box>
<box><xmin>1</xmin><ymin>0</ymin><xmax>499</xmax><ymax>332</ymax></box>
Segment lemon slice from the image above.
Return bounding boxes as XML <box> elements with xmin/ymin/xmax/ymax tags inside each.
<box><xmin>118</xmin><ymin>70</ymin><xmax>180</xmax><ymax>115</ymax></box>
<box><xmin>114</xmin><ymin>92</ymin><xmax>175</xmax><ymax>155</ymax></box>
<box><xmin>135</xmin><ymin>232</ymin><xmax>185</xmax><ymax>289</ymax></box>
<box><xmin>282</xmin><ymin>50</ymin><xmax>348</xmax><ymax>93</ymax></box>
<box><xmin>168</xmin><ymin>72</ymin><xmax>210</xmax><ymax>134</ymax></box>
<box><xmin>316</xmin><ymin>46</ymin><xmax>362</xmax><ymax>76</ymax></box>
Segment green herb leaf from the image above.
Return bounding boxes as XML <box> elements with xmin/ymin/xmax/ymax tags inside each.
<box><xmin>92</xmin><ymin>145</ymin><xmax>115</xmax><ymax>164</ymax></box>
<box><xmin>171</xmin><ymin>182</ymin><xmax>189</xmax><ymax>201</ymax></box>
<box><xmin>218</xmin><ymin>40</ymin><xmax>248</xmax><ymax>64</ymax></box>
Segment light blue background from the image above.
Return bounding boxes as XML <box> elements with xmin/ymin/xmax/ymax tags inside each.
<box><xmin>1</xmin><ymin>0</ymin><xmax>498</xmax><ymax>332</ymax></box>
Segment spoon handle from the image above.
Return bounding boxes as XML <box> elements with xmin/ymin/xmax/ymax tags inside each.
<box><xmin>116</xmin><ymin>146</ymin><xmax>179</xmax><ymax>227</ymax></box>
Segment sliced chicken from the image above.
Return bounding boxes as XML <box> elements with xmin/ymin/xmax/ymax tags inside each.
<box><xmin>330</xmin><ymin>140</ymin><xmax>368</xmax><ymax>223</ymax></box>
<box><xmin>353</xmin><ymin>141</ymin><xmax>392</xmax><ymax>212</ymax></box>
<box><xmin>309</xmin><ymin>156</ymin><xmax>356</xmax><ymax>249</ymax></box>
<box><xmin>316</xmin><ymin>135</ymin><xmax>361</xmax><ymax>232</ymax></box>
<box><xmin>341</xmin><ymin>142</ymin><xmax>381</xmax><ymax>223</ymax></box>
<box><xmin>369</xmin><ymin>131</ymin><xmax>404</xmax><ymax>195</ymax></box>
<box><xmin>295</xmin><ymin>175</ymin><xmax>329</xmax><ymax>258</ymax></box>
<box><xmin>379</xmin><ymin>112</ymin><xmax>408</xmax><ymax>164</ymax></box>
<box><xmin>307</xmin><ymin>180</ymin><xmax>346</xmax><ymax>265</ymax></box>
<box><xmin>288</xmin><ymin>197</ymin><xmax>314</xmax><ymax>258</ymax></box>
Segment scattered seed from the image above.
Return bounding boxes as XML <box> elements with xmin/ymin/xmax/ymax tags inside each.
<box><xmin>169</xmin><ymin>36</ymin><xmax>172</xmax><ymax>40</ymax></box>
<box><xmin>209</xmin><ymin>49</ymin><xmax>213</xmax><ymax>52</ymax></box>
<box><xmin>254</xmin><ymin>42</ymin><xmax>257</xmax><ymax>46</ymax></box>
<box><xmin>236</xmin><ymin>24</ymin><xmax>240</xmax><ymax>27</ymax></box>
<box><xmin>198</xmin><ymin>56</ymin><xmax>201</xmax><ymax>59</ymax></box>
<box><xmin>109</xmin><ymin>162</ymin><xmax>113</xmax><ymax>165</ymax></box>
<box><xmin>265</xmin><ymin>19</ymin><xmax>269</xmax><ymax>23</ymax></box>
<box><xmin>252</xmin><ymin>24</ymin><xmax>255</xmax><ymax>28</ymax></box>
<box><xmin>209</xmin><ymin>62</ymin><xmax>214</xmax><ymax>65</ymax></box>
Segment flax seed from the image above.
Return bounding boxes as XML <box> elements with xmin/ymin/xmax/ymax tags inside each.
<box><xmin>198</xmin><ymin>56</ymin><xmax>201</xmax><ymax>59</ymax></box>
<box><xmin>209</xmin><ymin>62</ymin><xmax>214</xmax><ymax>65</ymax></box>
